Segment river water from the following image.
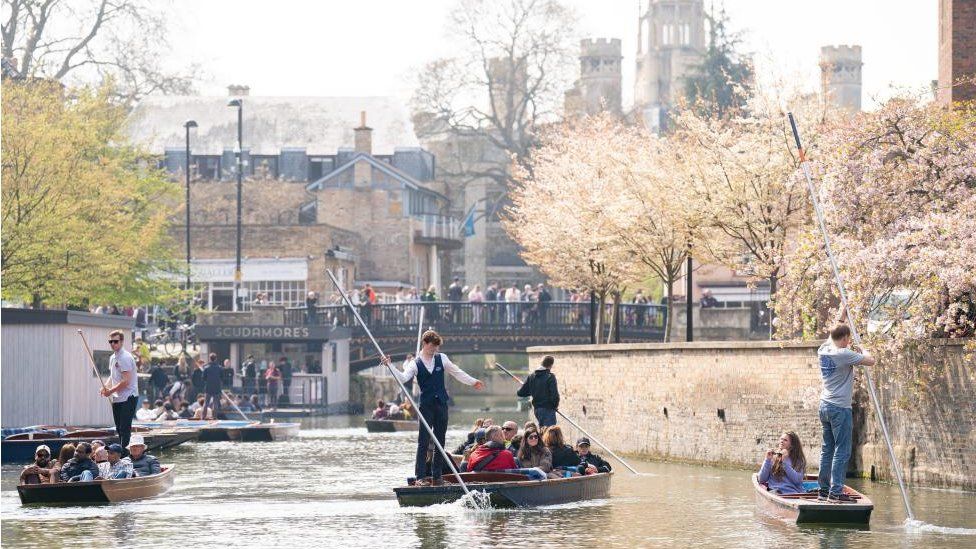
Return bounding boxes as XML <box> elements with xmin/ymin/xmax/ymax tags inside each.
<box><xmin>3</xmin><ymin>397</ymin><xmax>974</xmax><ymax>548</ymax></box>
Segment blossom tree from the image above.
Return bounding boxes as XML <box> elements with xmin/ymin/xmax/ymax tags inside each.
<box><xmin>505</xmin><ymin>115</ymin><xmax>642</xmax><ymax>339</ymax></box>
<box><xmin>776</xmin><ymin>99</ymin><xmax>976</xmax><ymax>348</ymax></box>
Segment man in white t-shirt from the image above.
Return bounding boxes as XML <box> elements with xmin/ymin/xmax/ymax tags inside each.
<box><xmin>100</xmin><ymin>330</ymin><xmax>139</xmax><ymax>448</ymax></box>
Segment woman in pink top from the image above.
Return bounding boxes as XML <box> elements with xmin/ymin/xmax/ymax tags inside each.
<box><xmin>265</xmin><ymin>362</ymin><xmax>282</xmax><ymax>410</ymax></box>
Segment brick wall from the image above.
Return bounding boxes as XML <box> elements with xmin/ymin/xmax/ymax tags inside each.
<box><xmin>939</xmin><ymin>0</ymin><xmax>976</xmax><ymax>104</ymax></box>
<box><xmin>528</xmin><ymin>339</ymin><xmax>974</xmax><ymax>490</ymax></box>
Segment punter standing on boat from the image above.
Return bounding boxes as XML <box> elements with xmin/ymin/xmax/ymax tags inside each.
<box><xmin>384</xmin><ymin>330</ymin><xmax>484</xmax><ymax>485</ymax></box>
<box><xmin>516</xmin><ymin>355</ymin><xmax>560</xmax><ymax>427</ymax></box>
<box><xmin>817</xmin><ymin>307</ymin><xmax>875</xmax><ymax>501</ymax></box>
<box><xmin>100</xmin><ymin>330</ymin><xmax>139</xmax><ymax>448</ymax></box>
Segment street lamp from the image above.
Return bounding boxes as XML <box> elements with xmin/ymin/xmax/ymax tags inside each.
<box><xmin>227</xmin><ymin>98</ymin><xmax>243</xmax><ymax>311</ymax></box>
<box><xmin>183</xmin><ymin>120</ymin><xmax>197</xmax><ymax>294</ymax></box>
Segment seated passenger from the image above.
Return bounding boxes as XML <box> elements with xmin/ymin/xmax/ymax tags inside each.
<box><xmin>502</xmin><ymin>421</ymin><xmax>519</xmax><ymax>454</ymax></box>
<box><xmin>127</xmin><ymin>435</ymin><xmax>161</xmax><ymax>477</ymax></box>
<box><xmin>466</xmin><ymin>426</ymin><xmax>517</xmax><ymax>472</ymax></box>
<box><xmin>576</xmin><ymin>437</ymin><xmax>611</xmax><ymax>473</ymax></box>
<box><xmin>542</xmin><ymin>425</ymin><xmax>581</xmax><ymax>478</ymax></box>
<box><xmin>189</xmin><ymin>395</ymin><xmax>205</xmax><ymax>414</ymax></box>
<box><xmin>135</xmin><ymin>400</ymin><xmax>155</xmax><ymax>421</ymax></box>
<box><xmin>156</xmin><ymin>402</ymin><xmax>179</xmax><ymax>421</ymax></box>
<box><xmin>459</xmin><ymin>428</ymin><xmax>488</xmax><ymax>470</ymax></box>
<box><xmin>371</xmin><ymin>399</ymin><xmax>388</xmax><ymax>420</ymax></box>
<box><xmin>388</xmin><ymin>403</ymin><xmax>402</xmax><ymax>420</ymax></box>
<box><xmin>249</xmin><ymin>395</ymin><xmax>262</xmax><ymax>412</ymax></box>
<box><xmin>92</xmin><ymin>447</ymin><xmax>111</xmax><ymax>478</ymax></box>
<box><xmin>516</xmin><ymin>428</ymin><xmax>552</xmax><ymax>475</ymax></box>
<box><xmin>151</xmin><ymin>399</ymin><xmax>165</xmax><ymax>418</ymax></box>
<box><xmin>20</xmin><ymin>445</ymin><xmax>56</xmax><ymax>485</ymax></box>
<box><xmin>758</xmin><ymin>431</ymin><xmax>807</xmax><ymax>495</ymax></box>
<box><xmin>102</xmin><ymin>444</ymin><xmax>134</xmax><ymax>479</ymax></box>
<box><xmin>51</xmin><ymin>443</ymin><xmax>76</xmax><ymax>483</ymax></box>
<box><xmin>59</xmin><ymin>442</ymin><xmax>99</xmax><ymax>482</ymax></box>
<box><xmin>455</xmin><ymin>419</ymin><xmax>484</xmax><ymax>454</ymax></box>
<box><xmin>400</xmin><ymin>400</ymin><xmax>414</xmax><ymax>420</ymax></box>
<box><xmin>192</xmin><ymin>405</ymin><xmax>214</xmax><ymax>420</ymax></box>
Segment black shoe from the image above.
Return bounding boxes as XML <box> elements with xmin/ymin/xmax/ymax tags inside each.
<box><xmin>827</xmin><ymin>493</ymin><xmax>856</xmax><ymax>503</ymax></box>
<box><xmin>816</xmin><ymin>490</ymin><xmax>829</xmax><ymax>501</ymax></box>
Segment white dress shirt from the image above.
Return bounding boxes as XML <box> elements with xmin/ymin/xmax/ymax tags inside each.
<box><xmin>392</xmin><ymin>353</ymin><xmax>478</xmax><ymax>386</ymax></box>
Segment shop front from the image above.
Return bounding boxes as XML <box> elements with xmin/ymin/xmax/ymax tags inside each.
<box><xmin>195</xmin><ymin>307</ymin><xmax>351</xmax><ymax>411</ymax></box>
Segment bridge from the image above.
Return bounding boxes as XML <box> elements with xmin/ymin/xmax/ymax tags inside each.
<box><xmin>285</xmin><ymin>302</ymin><xmax>668</xmax><ymax>372</ymax></box>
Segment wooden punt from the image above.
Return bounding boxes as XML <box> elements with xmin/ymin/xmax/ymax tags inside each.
<box><xmin>752</xmin><ymin>474</ymin><xmax>873</xmax><ymax>525</ymax></box>
<box><xmin>17</xmin><ymin>465</ymin><xmax>175</xmax><ymax>505</ymax></box>
<box><xmin>2</xmin><ymin>428</ymin><xmax>189</xmax><ymax>463</ymax></box>
<box><xmin>394</xmin><ymin>471</ymin><xmax>612</xmax><ymax>508</ymax></box>
<box><xmin>238</xmin><ymin>422</ymin><xmax>301</xmax><ymax>442</ymax></box>
<box><xmin>365</xmin><ymin>419</ymin><xmax>418</xmax><ymax>432</ymax></box>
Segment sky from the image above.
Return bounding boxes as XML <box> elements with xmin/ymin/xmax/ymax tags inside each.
<box><xmin>167</xmin><ymin>0</ymin><xmax>938</xmax><ymax>110</ymax></box>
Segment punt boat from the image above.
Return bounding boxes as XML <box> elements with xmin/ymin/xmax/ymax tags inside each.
<box><xmin>752</xmin><ymin>473</ymin><xmax>873</xmax><ymax>525</ymax></box>
<box><xmin>394</xmin><ymin>471</ymin><xmax>613</xmax><ymax>507</ymax></box>
<box><xmin>239</xmin><ymin>422</ymin><xmax>301</xmax><ymax>441</ymax></box>
<box><xmin>365</xmin><ymin>419</ymin><xmax>418</xmax><ymax>432</ymax></box>
<box><xmin>135</xmin><ymin>420</ymin><xmax>300</xmax><ymax>442</ymax></box>
<box><xmin>2</xmin><ymin>428</ymin><xmax>191</xmax><ymax>463</ymax></box>
<box><xmin>17</xmin><ymin>465</ymin><xmax>175</xmax><ymax>505</ymax></box>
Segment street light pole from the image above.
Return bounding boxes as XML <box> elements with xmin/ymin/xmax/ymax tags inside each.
<box><xmin>183</xmin><ymin>120</ymin><xmax>197</xmax><ymax>293</ymax></box>
<box><xmin>228</xmin><ymin>99</ymin><xmax>244</xmax><ymax>311</ymax></box>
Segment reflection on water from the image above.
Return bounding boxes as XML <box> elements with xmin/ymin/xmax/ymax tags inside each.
<box><xmin>3</xmin><ymin>400</ymin><xmax>974</xmax><ymax>548</ymax></box>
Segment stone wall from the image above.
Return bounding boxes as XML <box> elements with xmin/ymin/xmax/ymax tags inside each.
<box><xmin>528</xmin><ymin>339</ymin><xmax>974</xmax><ymax>490</ymax></box>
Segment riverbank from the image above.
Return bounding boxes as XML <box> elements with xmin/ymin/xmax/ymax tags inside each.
<box><xmin>3</xmin><ymin>414</ymin><xmax>974</xmax><ymax>548</ymax></box>
<box><xmin>528</xmin><ymin>339</ymin><xmax>975</xmax><ymax>491</ymax></box>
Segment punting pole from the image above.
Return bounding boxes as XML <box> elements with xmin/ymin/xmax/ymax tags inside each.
<box><xmin>77</xmin><ymin>329</ymin><xmax>113</xmax><ymax>397</ymax></box>
<box><xmin>494</xmin><ymin>362</ymin><xmax>641</xmax><ymax>475</ymax></box>
<box><xmin>326</xmin><ymin>270</ymin><xmax>472</xmax><ymax>495</ymax></box>
<box><xmin>787</xmin><ymin>113</ymin><xmax>914</xmax><ymax>521</ymax></box>
<box><xmin>222</xmin><ymin>390</ymin><xmax>252</xmax><ymax>422</ymax></box>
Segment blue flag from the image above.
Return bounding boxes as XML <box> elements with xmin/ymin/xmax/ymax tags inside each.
<box><xmin>461</xmin><ymin>206</ymin><xmax>476</xmax><ymax>237</ymax></box>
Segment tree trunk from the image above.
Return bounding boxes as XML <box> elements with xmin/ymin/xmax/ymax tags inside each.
<box><xmin>768</xmin><ymin>272</ymin><xmax>778</xmax><ymax>340</ymax></box>
<box><xmin>663</xmin><ymin>280</ymin><xmax>674</xmax><ymax>343</ymax></box>
<box><xmin>595</xmin><ymin>291</ymin><xmax>606</xmax><ymax>342</ymax></box>
<box><xmin>607</xmin><ymin>291</ymin><xmax>620</xmax><ymax>344</ymax></box>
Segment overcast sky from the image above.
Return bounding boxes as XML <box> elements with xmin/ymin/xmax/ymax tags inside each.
<box><xmin>167</xmin><ymin>0</ymin><xmax>937</xmax><ymax>110</ymax></box>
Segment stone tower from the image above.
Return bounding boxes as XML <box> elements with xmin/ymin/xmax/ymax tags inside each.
<box><xmin>938</xmin><ymin>0</ymin><xmax>976</xmax><ymax>104</ymax></box>
<box><xmin>564</xmin><ymin>38</ymin><xmax>623</xmax><ymax>116</ymax></box>
<box><xmin>488</xmin><ymin>57</ymin><xmax>527</xmax><ymax>124</ymax></box>
<box><xmin>819</xmin><ymin>45</ymin><xmax>863</xmax><ymax>112</ymax></box>
<box><xmin>634</xmin><ymin>0</ymin><xmax>705</xmax><ymax>132</ymax></box>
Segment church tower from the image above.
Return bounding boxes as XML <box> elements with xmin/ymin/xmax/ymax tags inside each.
<box><xmin>634</xmin><ymin>0</ymin><xmax>705</xmax><ymax>132</ymax></box>
<box><xmin>564</xmin><ymin>38</ymin><xmax>623</xmax><ymax>116</ymax></box>
<box><xmin>820</xmin><ymin>45</ymin><xmax>863</xmax><ymax>112</ymax></box>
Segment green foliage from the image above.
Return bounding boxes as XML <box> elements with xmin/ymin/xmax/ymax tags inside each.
<box><xmin>1</xmin><ymin>81</ymin><xmax>182</xmax><ymax>307</ymax></box>
<box><xmin>683</xmin><ymin>5</ymin><xmax>753</xmax><ymax>118</ymax></box>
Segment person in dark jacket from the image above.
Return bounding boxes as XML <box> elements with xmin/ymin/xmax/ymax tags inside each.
<box><xmin>516</xmin><ymin>355</ymin><xmax>560</xmax><ymax>427</ymax></box>
<box><xmin>190</xmin><ymin>359</ymin><xmax>205</xmax><ymax>402</ymax></box>
<box><xmin>576</xmin><ymin>437</ymin><xmax>611</xmax><ymax>473</ymax></box>
<box><xmin>148</xmin><ymin>363</ymin><xmax>169</xmax><ymax>399</ymax></box>
<box><xmin>59</xmin><ymin>442</ymin><xmax>100</xmax><ymax>482</ymax></box>
<box><xmin>202</xmin><ymin>353</ymin><xmax>223</xmax><ymax>419</ymax></box>
<box><xmin>127</xmin><ymin>435</ymin><xmax>161</xmax><ymax>476</ymax></box>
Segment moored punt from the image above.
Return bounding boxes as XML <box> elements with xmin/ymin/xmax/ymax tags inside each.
<box><xmin>17</xmin><ymin>466</ymin><xmax>175</xmax><ymax>505</ymax></box>
<box><xmin>394</xmin><ymin>471</ymin><xmax>613</xmax><ymax>508</ymax></box>
<box><xmin>365</xmin><ymin>419</ymin><xmax>418</xmax><ymax>432</ymax></box>
<box><xmin>238</xmin><ymin>422</ymin><xmax>300</xmax><ymax>442</ymax></box>
<box><xmin>1</xmin><ymin>427</ymin><xmax>188</xmax><ymax>463</ymax></box>
<box><xmin>752</xmin><ymin>474</ymin><xmax>873</xmax><ymax>525</ymax></box>
<box><xmin>135</xmin><ymin>420</ymin><xmax>255</xmax><ymax>442</ymax></box>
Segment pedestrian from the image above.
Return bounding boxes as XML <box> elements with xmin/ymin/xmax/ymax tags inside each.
<box><xmin>383</xmin><ymin>330</ymin><xmax>484</xmax><ymax>485</ymax></box>
<box><xmin>536</xmin><ymin>283</ymin><xmax>551</xmax><ymax>324</ymax></box>
<box><xmin>278</xmin><ymin>356</ymin><xmax>293</xmax><ymax>406</ymax></box>
<box><xmin>190</xmin><ymin>358</ymin><xmax>205</xmax><ymax>403</ymax></box>
<box><xmin>148</xmin><ymin>361</ymin><xmax>168</xmax><ymax>400</ymax></box>
<box><xmin>201</xmin><ymin>352</ymin><xmax>223</xmax><ymax>419</ymax></box>
<box><xmin>241</xmin><ymin>354</ymin><xmax>257</xmax><ymax>395</ymax></box>
<box><xmin>447</xmin><ymin>277</ymin><xmax>463</xmax><ymax>323</ymax></box>
<box><xmin>485</xmin><ymin>283</ymin><xmax>498</xmax><ymax>324</ymax></box>
<box><xmin>101</xmin><ymin>330</ymin><xmax>139</xmax><ymax>448</ymax></box>
<box><xmin>468</xmin><ymin>284</ymin><xmax>484</xmax><ymax>325</ymax></box>
<box><xmin>817</xmin><ymin>306</ymin><xmax>875</xmax><ymax>501</ymax></box>
<box><xmin>305</xmin><ymin>291</ymin><xmax>318</xmax><ymax>324</ymax></box>
<box><xmin>516</xmin><ymin>355</ymin><xmax>560</xmax><ymax>427</ymax></box>
<box><xmin>265</xmin><ymin>360</ymin><xmax>282</xmax><ymax>410</ymax></box>
<box><xmin>633</xmin><ymin>290</ymin><xmax>648</xmax><ymax>326</ymax></box>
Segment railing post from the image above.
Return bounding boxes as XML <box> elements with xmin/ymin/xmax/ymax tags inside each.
<box><xmin>589</xmin><ymin>293</ymin><xmax>597</xmax><ymax>344</ymax></box>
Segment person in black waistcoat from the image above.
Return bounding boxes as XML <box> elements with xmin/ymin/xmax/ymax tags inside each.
<box><xmin>383</xmin><ymin>330</ymin><xmax>483</xmax><ymax>486</ymax></box>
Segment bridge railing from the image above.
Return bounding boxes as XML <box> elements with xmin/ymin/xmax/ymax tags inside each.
<box><xmin>284</xmin><ymin>301</ymin><xmax>667</xmax><ymax>339</ymax></box>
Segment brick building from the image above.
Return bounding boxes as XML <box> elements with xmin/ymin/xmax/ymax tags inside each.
<box><xmin>129</xmin><ymin>89</ymin><xmax>460</xmax><ymax>310</ymax></box>
<box><xmin>938</xmin><ymin>0</ymin><xmax>976</xmax><ymax>104</ymax></box>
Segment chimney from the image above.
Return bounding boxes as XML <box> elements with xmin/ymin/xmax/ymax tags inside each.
<box><xmin>354</xmin><ymin>111</ymin><xmax>372</xmax><ymax>155</ymax></box>
<box><xmin>227</xmin><ymin>84</ymin><xmax>250</xmax><ymax>97</ymax></box>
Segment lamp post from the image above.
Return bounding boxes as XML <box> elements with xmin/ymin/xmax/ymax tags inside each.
<box><xmin>183</xmin><ymin>120</ymin><xmax>197</xmax><ymax>293</ymax></box>
<box><xmin>227</xmin><ymin>98</ymin><xmax>243</xmax><ymax>311</ymax></box>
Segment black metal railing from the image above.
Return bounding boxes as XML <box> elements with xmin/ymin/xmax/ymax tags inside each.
<box><xmin>284</xmin><ymin>301</ymin><xmax>667</xmax><ymax>339</ymax></box>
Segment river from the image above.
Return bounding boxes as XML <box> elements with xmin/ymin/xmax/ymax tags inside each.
<box><xmin>3</xmin><ymin>397</ymin><xmax>974</xmax><ymax>548</ymax></box>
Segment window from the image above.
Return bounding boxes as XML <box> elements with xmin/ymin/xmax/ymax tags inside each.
<box><xmin>680</xmin><ymin>24</ymin><xmax>690</xmax><ymax>46</ymax></box>
<box><xmin>240</xmin><ymin>280</ymin><xmax>308</xmax><ymax>310</ymax></box>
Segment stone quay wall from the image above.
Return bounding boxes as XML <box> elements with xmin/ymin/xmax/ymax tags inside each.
<box><xmin>528</xmin><ymin>340</ymin><xmax>974</xmax><ymax>490</ymax></box>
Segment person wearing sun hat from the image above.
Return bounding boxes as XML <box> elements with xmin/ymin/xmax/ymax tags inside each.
<box><xmin>20</xmin><ymin>444</ymin><xmax>56</xmax><ymax>484</ymax></box>
<box><xmin>126</xmin><ymin>435</ymin><xmax>160</xmax><ymax>477</ymax></box>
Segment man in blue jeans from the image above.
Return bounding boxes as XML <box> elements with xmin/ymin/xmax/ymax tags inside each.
<box><xmin>817</xmin><ymin>306</ymin><xmax>875</xmax><ymax>501</ymax></box>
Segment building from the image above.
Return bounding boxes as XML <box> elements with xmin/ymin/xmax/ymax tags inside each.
<box><xmin>820</xmin><ymin>45</ymin><xmax>863</xmax><ymax>112</ymax></box>
<box><xmin>938</xmin><ymin>0</ymin><xmax>976</xmax><ymax>104</ymax></box>
<box><xmin>129</xmin><ymin>88</ymin><xmax>460</xmax><ymax>307</ymax></box>
<box><xmin>634</xmin><ymin>0</ymin><xmax>706</xmax><ymax>132</ymax></box>
<box><xmin>564</xmin><ymin>38</ymin><xmax>623</xmax><ymax>116</ymax></box>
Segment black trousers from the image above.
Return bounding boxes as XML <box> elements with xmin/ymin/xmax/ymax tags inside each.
<box><xmin>112</xmin><ymin>395</ymin><xmax>139</xmax><ymax>448</ymax></box>
<box><xmin>415</xmin><ymin>400</ymin><xmax>449</xmax><ymax>479</ymax></box>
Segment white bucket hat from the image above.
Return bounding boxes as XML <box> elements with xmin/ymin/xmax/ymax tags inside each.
<box><xmin>126</xmin><ymin>434</ymin><xmax>146</xmax><ymax>449</ymax></box>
